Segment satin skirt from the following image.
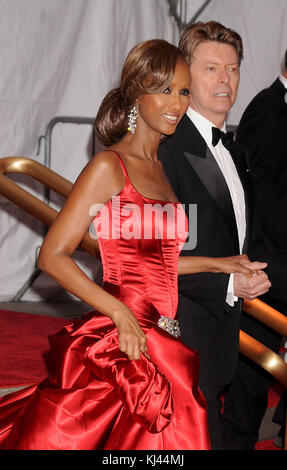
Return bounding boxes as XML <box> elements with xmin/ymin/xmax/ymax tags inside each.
<box><xmin>0</xmin><ymin>311</ymin><xmax>210</xmax><ymax>450</ymax></box>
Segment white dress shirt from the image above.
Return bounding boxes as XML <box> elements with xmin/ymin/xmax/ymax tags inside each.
<box><xmin>279</xmin><ymin>74</ymin><xmax>287</xmax><ymax>89</ymax></box>
<box><xmin>186</xmin><ymin>107</ymin><xmax>247</xmax><ymax>306</ymax></box>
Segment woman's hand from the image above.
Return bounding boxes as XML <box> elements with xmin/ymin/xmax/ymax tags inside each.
<box><xmin>111</xmin><ymin>305</ymin><xmax>147</xmax><ymax>361</ymax></box>
<box><xmin>214</xmin><ymin>254</ymin><xmax>267</xmax><ymax>277</ymax></box>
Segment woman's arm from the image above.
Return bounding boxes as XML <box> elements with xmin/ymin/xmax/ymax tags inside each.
<box><xmin>38</xmin><ymin>151</ymin><xmax>147</xmax><ymax>360</ymax></box>
<box><xmin>178</xmin><ymin>254</ymin><xmax>267</xmax><ymax>276</ymax></box>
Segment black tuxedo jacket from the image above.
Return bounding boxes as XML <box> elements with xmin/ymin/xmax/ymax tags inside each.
<box><xmin>235</xmin><ymin>77</ymin><xmax>287</xmax><ymax>354</ymax></box>
<box><xmin>236</xmin><ymin>77</ymin><xmax>287</xmax><ymax>255</ymax></box>
<box><xmin>158</xmin><ymin>114</ymin><xmax>254</xmax><ymax>386</ymax></box>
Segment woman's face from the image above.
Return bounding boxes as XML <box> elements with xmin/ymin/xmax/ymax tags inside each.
<box><xmin>136</xmin><ymin>58</ymin><xmax>191</xmax><ymax>136</ymax></box>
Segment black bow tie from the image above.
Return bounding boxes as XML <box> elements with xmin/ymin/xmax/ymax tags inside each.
<box><xmin>212</xmin><ymin>127</ymin><xmax>234</xmax><ymax>150</ymax></box>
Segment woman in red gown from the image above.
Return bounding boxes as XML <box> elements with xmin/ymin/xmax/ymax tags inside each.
<box><xmin>0</xmin><ymin>39</ymin><xmax>254</xmax><ymax>450</ymax></box>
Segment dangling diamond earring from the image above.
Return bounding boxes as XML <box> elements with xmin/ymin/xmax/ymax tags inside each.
<box><xmin>127</xmin><ymin>105</ymin><xmax>138</xmax><ymax>134</ymax></box>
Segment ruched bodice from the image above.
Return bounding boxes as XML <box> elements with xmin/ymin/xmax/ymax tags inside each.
<box><xmin>94</xmin><ymin>152</ymin><xmax>187</xmax><ymax>325</ymax></box>
<box><xmin>0</xmin><ymin>151</ymin><xmax>210</xmax><ymax>451</ymax></box>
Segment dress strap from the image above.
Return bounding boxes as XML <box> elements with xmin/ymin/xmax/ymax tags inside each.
<box><xmin>104</xmin><ymin>149</ymin><xmax>130</xmax><ymax>182</ymax></box>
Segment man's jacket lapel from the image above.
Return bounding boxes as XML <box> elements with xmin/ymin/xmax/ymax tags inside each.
<box><xmin>180</xmin><ymin>115</ymin><xmax>242</xmax><ymax>251</ymax></box>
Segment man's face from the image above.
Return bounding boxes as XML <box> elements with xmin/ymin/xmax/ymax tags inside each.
<box><xmin>189</xmin><ymin>40</ymin><xmax>240</xmax><ymax>126</ymax></box>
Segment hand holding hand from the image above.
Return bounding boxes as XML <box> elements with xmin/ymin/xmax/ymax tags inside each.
<box><xmin>215</xmin><ymin>254</ymin><xmax>255</xmax><ymax>276</ymax></box>
<box><xmin>234</xmin><ymin>260</ymin><xmax>271</xmax><ymax>300</ymax></box>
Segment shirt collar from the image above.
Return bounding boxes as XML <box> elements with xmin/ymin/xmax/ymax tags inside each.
<box><xmin>279</xmin><ymin>74</ymin><xmax>287</xmax><ymax>89</ymax></box>
<box><xmin>186</xmin><ymin>106</ymin><xmax>226</xmax><ymax>149</ymax></box>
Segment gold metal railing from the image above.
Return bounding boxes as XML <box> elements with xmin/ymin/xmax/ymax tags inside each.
<box><xmin>0</xmin><ymin>157</ymin><xmax>99</xmax><ymax>258</ymax></box>
<box><xmin>242</xmin><ymin>299</ymin><xmax>287</xmax><ymax>386</ymax></box>
<box><xmin>1</xmin><ymin>156</ymin><xmax>287</xmax><ymax>447</ymax></box>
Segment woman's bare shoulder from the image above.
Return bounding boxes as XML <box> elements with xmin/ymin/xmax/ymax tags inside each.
<box><xmin>92</xmin><ymin>149</ymin><xmax>122</xmax><ymax>166</ymax></box>
<box><xmin>79</xmin><ymin>149</ymin><xmax>124</xmax><ymax>184</ymax></box>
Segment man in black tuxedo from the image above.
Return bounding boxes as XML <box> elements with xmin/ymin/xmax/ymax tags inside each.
<box><xmin>222</xmin><ymin>49</ymin><xmax>287</xmax><ymax>449</ymax></box>
<box><xmin>158</xmin><ymin>21</ymin><xmax>272</xmax><ymax>450</ymax></box>
<box><xmin>237</xmin><ymin>49</ymin><xmax>287</xmax><ymax>259</ymax></box>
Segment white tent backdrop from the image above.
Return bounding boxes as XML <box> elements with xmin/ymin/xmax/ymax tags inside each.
<box><xmin>0</xmin><ymin>0</ymin><xmax>286</xmax><ymax>301</ymax></box>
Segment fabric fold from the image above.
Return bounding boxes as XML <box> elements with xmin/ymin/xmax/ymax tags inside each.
<box><xmin>85</xmin><ymin>334</ymin><xmax>173</xmax><ymax>433</ymax></box>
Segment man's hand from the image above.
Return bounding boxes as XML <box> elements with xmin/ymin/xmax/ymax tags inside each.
<box><xmin>234</xmin><ymin>261</ymin><xmax>271</xmax><ymax>300</ymax></box>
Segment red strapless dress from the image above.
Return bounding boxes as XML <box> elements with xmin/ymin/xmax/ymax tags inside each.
<box><xmin>0</xmin><ymin>152</ymin><xmax>210</xmax><ymax>450</ymax></box>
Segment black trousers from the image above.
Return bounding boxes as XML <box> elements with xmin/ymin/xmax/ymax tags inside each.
<box><xmin>199</xmin><ymin>383</ymin><xmax>227</xmax><ymax>450</ymax></box>
<box><xmin>221</xmin><ymin>299</ymin><xmax>283</xmax><ymax>450</ymax></box>
<box><xmin>222</xmin><ymin>356</ymin><xmax>273</xmax><ymax>449</ymax></box>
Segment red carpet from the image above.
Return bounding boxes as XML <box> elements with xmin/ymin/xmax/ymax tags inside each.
<box><xmin>255</xmin><ymin>439</ymin><xmax>282</xmax><ymax>450</ymax></box>
<box><xmin>0</xmin><ymin>309</ymin><xmax>70</xmax><ymax>387</ymax></box>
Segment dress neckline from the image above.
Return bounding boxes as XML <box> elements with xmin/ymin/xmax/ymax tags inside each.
<box><xmin>107</xmin><ymin>150</ymin><xmax>179</xmax><ymax>205</ymax></box>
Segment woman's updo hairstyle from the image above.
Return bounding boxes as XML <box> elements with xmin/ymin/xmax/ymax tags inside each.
<box><xmin>95</xmin><ymin>39</ymin><xmax>186</xmax><ymax>146</ymax></box>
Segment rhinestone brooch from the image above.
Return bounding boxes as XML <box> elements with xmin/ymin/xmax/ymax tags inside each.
<box><xmin>157</xmin><ymin>315</ymin><xmax>181</xmax><ymax>338</ymax></box>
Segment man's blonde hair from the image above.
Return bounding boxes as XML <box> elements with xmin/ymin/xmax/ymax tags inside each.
<box><xmin>179</xmin><ymin>21</ymin><xmax>243</xmax><ymax>66</ymax></box>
